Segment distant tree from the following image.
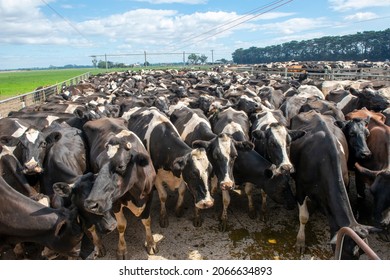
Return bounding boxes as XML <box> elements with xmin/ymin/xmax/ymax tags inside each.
<box><xmin>144</xmin><ymin>61</ymin><xmax>150</xmax><ymax>66</ymax></box>
<box><xmin>91</xmin><ymin>56</ymin><xmax>97</xmax><ymax>68</ymax></box>
<box><xmin>232</xmin><ymin>28</ymin><xmax>390</xmax><ymax>63</ymax></box>
<box><xmin>199</xmin><ymin>54</ymin><xmax>208</xmax><ymax>64</ymax></box>
<box><xmin>188</xmin><ymin>53</ymin><xmax>199</xmax><ymax>64</ymax></box>
<box><xmin>218</xmin><ymin>58</ymin><xmax>228</xmax><ymax>64</ymax></box>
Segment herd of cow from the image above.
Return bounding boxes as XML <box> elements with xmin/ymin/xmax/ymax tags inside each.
<box><xmin>0</xmin><ymin>66</ymin><xmax>389</xmax><ymax>260</ymax></box>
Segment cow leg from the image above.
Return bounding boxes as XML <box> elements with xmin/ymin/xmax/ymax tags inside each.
<box><xmin>219</xmin><ymin>189</ymin><xmax>230</xmax><ymax>232</ymax></box>
<box><xmin>141</xmin><ymin>216</ymin><xmax>158</xmax><ymax>254</ymax></box>
<box><xmin>193</xmin><ymin>207</ymin><xmax>203</xmax><ymax>227</ymax></box>
<box><xmin>211</xmin><ymin>175</ymin><xmax>218</xmax><ymax>195</ymax></box>
<box><xmin>244</xmin><ymin>183</ymin><xmax>257</xmax><ymax>219</ymax></box>
<box><xmin>114</xmin><ymin>208</ymin><xmax>128</xmax><ymax>260</ymax></box>
<box><xmin>355</xmin><ymin>171</ymin><xmax>367</xmax><ymax>199</ymax></box>
<box><xmin>295</xmin><ymin>196</ymin><xmax>309</xmax><ymax>254</ymax></box>
<box><xmin>260</xmin><ymin>189</ymin><xmax>268</xmax><ymax>222</ymax></box>
<box><xmin>155</xmin><ymin>179</ymin><xmax>169</xmax><ymax>228</ymax></box>
<box><xmin>88</xmin><ymin>225</ymin><xmax>106</xmax><ymax>258</ymax></box>
<box><xmin>175</xmin><ymin>181</ymin><xmax>186</xmax><ymax>217</ymax></box>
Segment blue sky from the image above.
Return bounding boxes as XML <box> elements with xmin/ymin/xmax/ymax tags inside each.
<box><xmin>0</xmin><ymin>0</ymin><xmax>389</xmax><ymax>69</ymax></box>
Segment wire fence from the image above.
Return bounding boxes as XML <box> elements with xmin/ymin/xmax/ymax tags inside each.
<box><xmin>0</xmin><ymin>72</ymin><xmax>90</xmax><ymax>118</ymax></box>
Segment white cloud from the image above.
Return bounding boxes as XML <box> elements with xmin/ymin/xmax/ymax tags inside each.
<box><xmin>256</xmin><ymin>17</ymin><xmax>329</xmax><ymax>35</ymax></box>
<box><xmin>329</xmin><ymin>0</ymin><xmax>390</xmax><ymax>11</ymax></box>
<box><xmin>344</xmin><ymin>12</ymin><xmax>378</xmax><ymax>21</ymax></box>
<box><xmin>135</xmin><ymin>0</ymin><xmax>207</xmax><ymax>4</ymax></box>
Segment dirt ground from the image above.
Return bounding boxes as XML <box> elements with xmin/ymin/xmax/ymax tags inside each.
<box><xmin>99</xmin><ymin>175</ymin><xmax>390</xmax><ymax>260</ymax></box>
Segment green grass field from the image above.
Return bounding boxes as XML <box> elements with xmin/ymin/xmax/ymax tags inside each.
<box><xmin>0</xmin><ymin>69</ymin><xmax>95</xmax><ymax>100</ymax></box>
<box><xmin>0</xmin><ymin>65</ymin><xmax>211</xmax><ymax>100</ymax></box>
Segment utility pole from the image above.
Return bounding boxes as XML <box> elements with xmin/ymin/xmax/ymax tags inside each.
<box><xmin>144</xmin><ymin>51</ymin><xmax>147</xmax><ymax>66</ymax></box>
<box><xmin>183</xmin><ymin>51</ymin><xmax>186</xmax><ymax>67</ymax></box>
<box><xmin>211</xmin><ymin>50</ymin><xmax>214</xmax><ymax>64</ymax></box>
<box><xmin>105</xmin><ymin>54</ymin><xmax>108</xmax><ymax>71</ymax></box>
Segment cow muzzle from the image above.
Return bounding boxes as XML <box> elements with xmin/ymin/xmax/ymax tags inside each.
<box><xmin>84</xmin><ymin>199</ymin><xmax>109</xmax><ymax>215</ymax></box>
<box><xmin>195</xmin><ymin>197</ymin><xmax>214</xmax><ymax>209</ymax></box>
<box><xmin>220</xmin><ymin>180</ymin><xmax>234</xmax><ymax>191</ymax></box>
<box><xmin>23</xmin><ymin>160</ymin><xmax>43</xmax><ymax>174</ymax></box>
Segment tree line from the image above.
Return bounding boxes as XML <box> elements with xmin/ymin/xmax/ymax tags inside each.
<box><xmin>232</xmin><ymin>29</ymin><xmax>390</xmax><ymax>64</ymax></box>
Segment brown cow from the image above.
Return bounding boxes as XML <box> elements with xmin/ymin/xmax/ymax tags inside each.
<box><xmin>346</xmin><ymin>108</ymin><xmax>390</xmax><ymax>200</ymax></box>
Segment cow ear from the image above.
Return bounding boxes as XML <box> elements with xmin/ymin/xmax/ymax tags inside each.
<box><xmin>133</xmin><ymin>153</ymin><xmax>150</xmax><ymax>167</ymax></box>
<box><xmin>172</xmin><ymin>156</ymin><xmax>187</xmax><ymax>177</ymax></box>
<box><xmin>46</xmin><ymin>131</ymin><xmax>62</xmax><ymax>145</ymax></box>
<box><xmin>289</xmin><ymin>130</ymin><xmax>306</xmax><ymax>141</ymax></box>
<box><xmin>53</xmin><ymin>182</ymin><xmax>73</xmax><ymax>198</ymax></box>
<box><xmin>0</xmin><ymin>135</ymin><xmax>19</xmax><ymax>146</ymax></box>
<box><xmin>73</xmin><ymin>108</ymin><xmax>84</xmax><ymax>119</ymax></box>
<box><xmin>335</xmin><ymin>120</ymin><xmax>346</xmax><ymax>129</ymax></box>
<box><xmin>192</xmin><ymin>140</ymin><xmax>210</xmax><ymax>150</ymax></box>
<box><xmin>252</xmin><ymin>130</ymin><xmax>265</xmax><ymax>140</ymax></box>
<box><xmin>234</xmin><ymin>140</ymin><xmax>254</xmax><ymax>151</ymax></box>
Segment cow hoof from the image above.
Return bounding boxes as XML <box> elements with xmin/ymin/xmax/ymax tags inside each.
<box><xmin>95</xmin><ymin>245</ymin><xmax>106</xmax><ymax>258</ymax></box>
<box><xmin>193</xmin><ymin>217</ymin><xmax>203</xmax><ymax>227</ymax></box>
<box><xmin>294</xmin><ymin>241</ymin><xmax>306</xmax><ymax>254</ymax></box>
<box><xmin>116</xmin><ymin>251</ymin><xmax>128</xmax><ymax>260</ymax></box>
<box><xmin>159</xmin><ymin>216</ymin><xmax>169</xmax><ymax>228</ymax></box>
<box><xmin>218</xmin><ymin>220</ymin><xmax>228</xmax><ymax>232</ymax></box>
<box><xmin>248</xmin><ymin>209</ymin><xmax>257</xmax><ymax>219</ymax></box>
<box><xmin>260</xmin><ymin>212</ymin><xmax>268</xmax><ymax>223</ymax></box>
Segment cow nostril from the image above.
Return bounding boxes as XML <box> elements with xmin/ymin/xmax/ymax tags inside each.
<box><xmin>85</xmin><ymin>201</ymin><xmax>99</xmax><ymax>212</ymax></box>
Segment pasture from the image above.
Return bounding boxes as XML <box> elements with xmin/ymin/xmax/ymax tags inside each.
<box><xmin>0</xmin><ymin>66</ymin><xmax>211</xmax><ymax>100</ymax></box>
<box><xmin>0</xmin><ymin>69</ymin><xmax>94</xmax><ymax>99</ymax></box>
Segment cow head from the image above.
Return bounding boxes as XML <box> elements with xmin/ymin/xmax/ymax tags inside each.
<box><xmin>193</xmin><ymin>133</ymin><xmax>253</xmax><ymax>191</ymax></box>
<box><xmin>355</xmin><ymin>163</ymin><xmax>390</xmax><ymax>238</ymax></box>
<box><xmin>252</xmin><ymin>123</ymin><xmax>305</xmax><ymax>174</ymax></box>
<box><xmin>84</xmin><ymin>134</ymin><xmax>153</xmax><ymax>215</ymax></box>
<box><xmin>351</xmin><ymin>87</ymin><xmax>390</xmax><ymax>112</ymax></box>
<box><xmin>172</xmin><ymin>148</ymin><xmax>214</xmax><ymax>209</ymax></box>
<box><xmin>336</xmin><ymin>118</ymin><xmax>371</xmax><ymax>160</ymax></box>
<box><xmin>263</xmin><ymin>164</ymin><xmax>296</xmax><ymax>210</ymax></box>
<box><xmin>53</xmin><ymin>173</ymin><xmax>117</xmax><ymax>234</ymax></box>
<box><xmin>47</xmin><ymin>206</ymin><xmax>84</xmax><ymax>257</ymax></box>
<box><xmin>1</xmin><ymin>127</ymin><xmax>53</xmax><ymax>175</ymax></box>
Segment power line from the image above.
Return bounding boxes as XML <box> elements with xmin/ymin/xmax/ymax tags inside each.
<box><xmin>165</xmin><ymin>0</ymin><xmax>288</xmax><ymax>51</ymax></box>
<box><xmin>40</xmin><ymin>0</ymin><xmax>89</xmax><ymax>42</ymax></box>
<box><xmin>170</xmin><ymin>0</ymin><xmax>293</xmax><ymax>52</ymax></box>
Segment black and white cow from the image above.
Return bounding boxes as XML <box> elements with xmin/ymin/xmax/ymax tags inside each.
<box><xmin>250</xmin><ymin>109</ymin><xmax>305</xmax><ymax>175</ymax></box>
<box><xmin>0</xmin><ymin>118</ymin><xmax>49</xmax><ymax>175</ymax></box>
<box><xmin>210</xmin><ymin>107</ymin><xmax>295</xmax><ymax>230</ymax></box>
<box><xmin>169</xmin><ymin>104</ymin><xmax>254</xmax><ymax>210</ymax></box>
<box><xmin>122</xmin><ymin>107</ymin><xmax>214</xmax><ymax>228</ymax></box>
<box><xmin>83</xmin><ymin>117</ymin><xmax>157</xmax><ymax>258</ymax></box>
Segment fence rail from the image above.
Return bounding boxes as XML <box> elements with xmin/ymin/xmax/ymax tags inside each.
<box><xmin>235</xmin><ymin>66</ymin><xmax>390</xmax><ymax>81</ymax></box>
<box><xmin>0</xmin><ymin>72</ymin><xmax>90</xmax><ymax>118</ymax></box>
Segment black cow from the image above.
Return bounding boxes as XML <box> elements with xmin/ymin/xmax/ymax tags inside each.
<box><xmin>290</xmin><ymin>110</ymin><xmax>374</xmax><ymax>259</ymax></box>
<box><xmin>335</xmin><ymin>117</ymin><xmax>371</xmax><ymax>170</ymax></box>
<box><xmin>0</xmin><ymin>176</ymin><xmax>83</xmax><ymax>257</ymax></box>
<box><xmin>39</xmin><ymin>122</ymin><xmax>87</xmax><ymax>200</ymax></box>
<box><xmin>122</xmin><ymin>107</ymin><xmax>214</xmax><ymax>228</ymax></box>
<box><xmin>354</xmin><ymin>163</ymin><xmax>390</xmax><ymax>241</ymax></box>
<box><xmin>83</xmin><ymin>117</ymin><xmax>156</xmax><ymax>258</ymax></box>
<box><xmin>52</xmin><ymin>173</ymin><xmax>117</xmax><ymax>259</ymax></box>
